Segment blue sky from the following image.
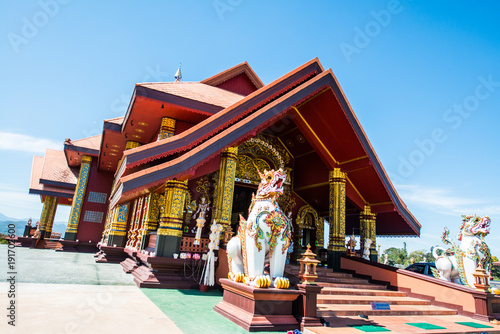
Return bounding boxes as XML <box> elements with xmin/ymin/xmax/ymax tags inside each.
<box><xmin>1</xmin><ymin>1</ymin><xmax>499</xmax><ymax>256</ymax></box>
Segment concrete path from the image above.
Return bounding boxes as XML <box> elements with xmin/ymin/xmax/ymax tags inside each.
<box><xmin>0</xmin><ymin>282</ymin><xmax>183</xmax><ymax>334</ymax></box>
<box><xmin>0</xmin><ymin>245</ymin><xmax>183</xmax><ymax>334</ymax></box>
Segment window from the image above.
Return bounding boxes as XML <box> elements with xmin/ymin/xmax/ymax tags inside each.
<box><xmin>87</xmin><ymin>191</ymin><xmax>108</xmax><ymax>204</ymax></box>
<box><xmin>83</xmin><ymin>210</ymin><xmax>104</xmax><ymax>223</ymax></box>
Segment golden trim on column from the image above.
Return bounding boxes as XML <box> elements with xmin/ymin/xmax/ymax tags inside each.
<box><xmin>157</xmin><ymin>117</ymin><xmax>176</xmax><ymax>140</ymax></box>
<box><xmin>108</xmin><ymin>203</ymin><xmax>130</xmax><ymax>237</ymax></box>
<box><xmin>360</xmin><ymin>205</ymin><xmax>376</xmax><ymax>253</ymax></box>
<box><xmin>125</xmin><ymin>141</ymin><xmax>141</xmax><ymax>150</ymax></box>
<box><xmin>39</xmin><ymin>197</ymin><xmax>52</xmax><ymax>232</ymax></box>
<box><xmin>44</xmin><ymin>197</ymin><xmax>58</xmax><ymax>237</ymax></box>
<box><xmin>65</xmin><ymin>155</ymin><xmax>92</xmax><ymax>237</ymax></box>
<box><xmin>138</xmin><ymin>193</ymin><xmax>160</xmax><ymax>248</ymax></box>
<box><xmin>213</xmin><ymin>147</ymin><xmax>238</xmax><ymax>241</ymax></box>
<box><xmin>157</xmin><ymin>180</ymin><xmax>188</xmax><ymax>237</ymax></box>
<box><xmin>328</xmin><ymin>168</ymin><xmax>347</xmax><ymax>252</ymax></box>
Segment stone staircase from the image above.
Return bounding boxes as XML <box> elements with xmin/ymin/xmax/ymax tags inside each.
<box><xmin>34</xmin><ymin>239</ymin><xmax>62</xmax><ymax>250</ymax></box>
<box><xmin>285</xmin><ymin>265</ymin><xmax>457</xmax><ymax>319</ymax></box>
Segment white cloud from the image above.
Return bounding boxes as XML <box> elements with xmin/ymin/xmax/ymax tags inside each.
<box><xmin>0</xmin><ymin>132</ymin><xmax>61</xmax><ymax>154</ymax></box>
<box><xmin>0</xmin><ymin>188</ymin><xmax>42</xmax><ymax>219</ymax></box>
<box><xmin>394</xmin><ymin>183</ymin><xmax>496</xmax><ymax>216</ymax></box>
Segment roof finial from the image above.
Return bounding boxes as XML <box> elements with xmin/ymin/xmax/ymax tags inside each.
<box><xmin>174</xmin><ymin>63</ymin><xmax>182</xmax><ymax>82</ymax></box>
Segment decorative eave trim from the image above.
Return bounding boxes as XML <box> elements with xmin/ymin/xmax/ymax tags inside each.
<box><xmin>39</xmin><ymin>179</ymin><xmax>76</xmax><ymax>190</ymax></box>
<box><xmin>29</xmin><ymin>188</ymin><xmax>74</xmax><ymax>199</ymax></box>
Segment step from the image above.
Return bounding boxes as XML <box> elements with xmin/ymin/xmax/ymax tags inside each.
<box><xmin>317</xmin><ymin>294</ymin><xmax>430</xmax><ymax>305</ymax></box>
<box><xmin>317</xmin><ymin>304</ymin><xmax>457</xmax><ymax>317</ymax></box>
<box><xmin>316</xmin><ymin>282</ymin><xmax>386</xmax><ymax>289</ymax></box>
<box><xmin>320</xmin><ymin>287</ymin><xmax>405</xmax><ymax>296</ymax></box>
<box><xmin>315</xmin><ymin>277</ymin><xmax>370</xmax><ymax>284</ymax></box>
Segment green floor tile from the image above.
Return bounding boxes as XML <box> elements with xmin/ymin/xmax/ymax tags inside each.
<box><xmin>456</xmin><ymin>321</ymin><xmax>493</xmax><ymax>328</ymax></box>
<box><xmin>406</xmin><ymin>322</ymin><xmax>446</xmax><ymax>330</ymax></box>
<box><xmin>349</xmin><ymin>324</ymin><xmax>391</xmax><ymax>332</ymax></box>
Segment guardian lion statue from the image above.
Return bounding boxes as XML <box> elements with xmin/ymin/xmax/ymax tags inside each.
<box><xmin>432</xmin><ymin>215</ymin><xmax>492</xmax><ymax>288</ymax></box>
<box><xmin>226</xmin><ymin>169</ymin><xmax>291</xmax><ymax>289</ymax></box>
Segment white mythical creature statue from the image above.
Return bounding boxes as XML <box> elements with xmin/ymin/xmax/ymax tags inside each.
<box><xmin>227</xmin><ymin>168</ymin><xmax>291</xmax><ymax>289</ymax></box>
<box><xmin>362</xmin><ymin>238</ymin><xmax>372</xmax><ymax>260</ymax></box>
<box><xmin>432</xmin><ymin>215</ymin><xmax>492</xmax><ymax>288</ymax></box>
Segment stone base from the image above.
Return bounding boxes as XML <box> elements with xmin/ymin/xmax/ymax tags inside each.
<box><xmin>14</xmin><ymin>237</ymin><xmax>37</xmax><ymax>248</ymax></box>
<box><xmin>57</xmin><ymin>240</ymin><xmax>98</xmax><ymax>253</ymax></box>
<box><xmin>58</xmin><ymin>239</ymin><xmax>78</xmax><ymax>252</ymax></box>
<box><xmin>214</xmin><ymin>279</ymin><xmax>301</xmax><ymax>332</ymax></box>
<box><xmin>131</xmin><ymin>252</ymin><xmax>201</xmax><ymax>289</ymax></box>
<box><xmin>95</xmin><ymin>245</ymin><xmax>128</xmax><ymax>263</ymax></box>
<box><xmin>121</xmin><ymin>248</ymin><xmax>139</xmax><ymax>273</ymax></box>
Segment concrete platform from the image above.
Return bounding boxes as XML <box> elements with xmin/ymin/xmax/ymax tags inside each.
<box><xmin>0</xmin><ymin>283</ymin><xmax>183</xmax><ymax>334</ymax></box>
<box><xmin>305</xmin><ymin>315</ymin><xmax>500</xmax><ymax>334</ymax></box>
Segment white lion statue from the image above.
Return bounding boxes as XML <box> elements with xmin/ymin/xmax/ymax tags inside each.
<box><xmin>226</xmin><ymin>168</ymin><xmax>291</xmax><ymax>289</ymax></box>
<box><xmin>362</xmin><ymin>238</ymin><xmax>372</xmax><ymax>260</ymax></box>
<box><xmin>432</xmin><ymin>215</ymin><xmax>492</xmax><ymax>288</ymax></box>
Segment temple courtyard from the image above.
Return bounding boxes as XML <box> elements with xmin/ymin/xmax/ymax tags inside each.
<box><xmin>1</xmin><ymin>245</ymin><xmax>498</xmax><ymax>334</ymax></box>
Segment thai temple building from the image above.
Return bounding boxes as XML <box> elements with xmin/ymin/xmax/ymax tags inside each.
<box><xmin>26</xmin><ymin>58</ymin><xmax>500</xmax><ymax>330</ymax></box>
<box><xmin>28</xmin><ymin>58</ymin><xmax>420</xmax><ymax>272</ymax></box>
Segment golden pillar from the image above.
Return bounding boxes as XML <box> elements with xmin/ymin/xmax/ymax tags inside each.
<box><xmin>39</xmin><ymin>196</ymin><xmax>58</xmax><ymax>239</ymax></box>
<box><xmin>360</xmin><ymin>205</ymin><xmax>377</xmax><ymax>261</ymax></box>
<box><xmin>139</xmin><ymin>193</ymin><xmax>160</xmax><ymax>250</ymax></box>
<box><xmin>213</xmin><ymin>147</ymin><xmax>238</xmax><ymax>243</ymax></box>
<box><xmin>44</xmin><ymin>196</ymin><xmax>58</xmax><ymax>239</ymax></box>
<box><xmin>64</xmin><ymin>155</ymin><xmax>92</xmax><ymax>241</ymax></box>
<box><xmin>157</xmin><ymin>117</ymin><xmax>176</xmax><ymax>140</ymax></box>
<box><xmin>327</xmin><ymin>168</ymin><xmax>346</xmax><ymax>271</ymax></box>
<box><xmin>106</xmin><ymin>203</ymin><xmax>130</xmax><ymax>247</ymax></box>
<box><xmin>155</xmin><ymin>180</ymin><xmax>188</xmax><ymax>257</ymax></box>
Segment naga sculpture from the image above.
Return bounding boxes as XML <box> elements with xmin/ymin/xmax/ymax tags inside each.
<box><xmin>432</xmin><ymin>215</ymin><xmax>492</xmax><ymax>288</ymax></box>
<box><xmin>227</xmin><ymin>169</ymin><xmax>291</xmax><ymax>289</ymax></box>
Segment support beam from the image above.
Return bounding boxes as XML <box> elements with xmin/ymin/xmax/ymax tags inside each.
<box><xmin>155</xmin><ymin>180</ymin><xmax>188</xmax><ymax>257</ymax></box>
<box><xmin>43</xmin><ymin>196</ymin><xmax>58</xmax><ymax>239</ymax></box>
<box><xmin>327</xmin><ymin>168</ymin><xmax>346</xmax><ymax>271</ymax></box>
<box><xmin>213</xmin><ymin>147</ymin><xmax>238</xmax><ymax>244</ymax></box>
<box><xmin>64</xmin><ymin>155</ymin><xmax>92</xmax><ymax>241</ymax></box>
<box><xmin>360</xmin><ymin>205</ymin><xmax>377</xmax><ymax>261</ymax></box>
<box><xmin>39</xmin><ymin>196</ymin><xmax>58</xmax><ymax>239</ymax></box>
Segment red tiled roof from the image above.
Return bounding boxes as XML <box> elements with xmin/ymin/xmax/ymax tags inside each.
<box><xmin>29</xmin><ymin>155</ymin><xmax>75</xmax><ymax>198</ymax></box>
<box><xmin>30</xmin><ymin>156</ymin><xmax>44</xmax><ymax>192</ymax></box>
<box><xmin>67</xmin><ymin>134</ymin><xmax>102</xmax><ymax>151</ymax></box>
<box><xmin>112</xmin><ymin>60</ymin><xmax>420</xmax><ymax>236</ymax></box>
<box><xmin>104</xmin><ymin>116</ymin><xmax>124</xmax><ymax>125</ymax></box>
<box><xmin>137</xmin><ymin>82</ymin><xmax>244</xmax><ymax>109</ymax></box>
<box><xmin>40</xmin><ymin>149</ymin><xmax>78</xmax><ymax>186</ymax></box>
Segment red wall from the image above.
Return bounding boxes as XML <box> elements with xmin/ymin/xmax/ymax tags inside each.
<box><xmin>76</xmin><ymin>160</ymin><xmax>115</xmax><ymax>243</ymax></box>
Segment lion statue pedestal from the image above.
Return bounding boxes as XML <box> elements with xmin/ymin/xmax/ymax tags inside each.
<box><xmin>432</xmin><ymin>215</ymin><xmax>492</xmax><ymax>288</ymax></box>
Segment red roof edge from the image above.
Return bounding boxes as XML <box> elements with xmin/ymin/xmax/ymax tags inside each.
<box><xmin>201</xmin><ymin>62</ymin><xmax>264</xmax><ymax>90</ymax></box>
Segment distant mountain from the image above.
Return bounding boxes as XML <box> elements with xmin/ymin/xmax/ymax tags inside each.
<box><xmin>0</xmin><ymin>212</ymin><xmax>67</xmax><ymax>236</ymax></box>
<box><xmin>0</xmin><ymin>213</ymin><xmax>25</xmax><ymax>221</ymax></box>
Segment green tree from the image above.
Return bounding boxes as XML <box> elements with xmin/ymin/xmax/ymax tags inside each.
<box><xmin>384</xmin><ymin>247</ymin><xmax>408</xmax><ymax>267</ymax></box>
<box><xmin>491</xmin><ymin>256</ymin><xmax>500</xmax><ymax>281</ymax></box>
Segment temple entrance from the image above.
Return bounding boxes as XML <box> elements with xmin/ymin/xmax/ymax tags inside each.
<box><xmin>294</xmin><ymin>204</ymin><xmax>324</xmax><ymax>258</ymax></box>
<box><xmin>230</xmin><ymin>184</ymin><xmax>256</xmax><ymax>232</ymax></box>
